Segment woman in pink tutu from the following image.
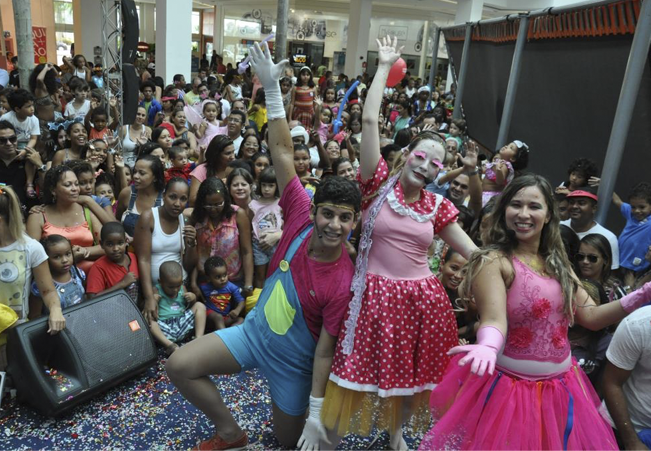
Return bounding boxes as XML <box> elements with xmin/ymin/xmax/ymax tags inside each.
<box><xmin>315</xmin><ymin>37</ymin><xmax>478</xmax><ymax>451</ymax></box>
<box><xmin>420</xmin><ymin>173</ymin><xmax>651</xmax><ymax>450</ymax></box>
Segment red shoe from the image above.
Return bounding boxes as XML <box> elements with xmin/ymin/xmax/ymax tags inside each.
<box><xmin>193</xmin><ymin>432</ymin><xmax>248</xmax><ymax>450</ymax></box>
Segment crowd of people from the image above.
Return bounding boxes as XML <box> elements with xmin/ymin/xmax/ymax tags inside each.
<box><xmin>0</xmin><ymin>34</ymin><xmax>650</xmax><ymax>451</ymax></box>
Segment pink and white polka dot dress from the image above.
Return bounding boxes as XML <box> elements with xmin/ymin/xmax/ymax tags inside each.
<box><xmin>329</xmin><ymin>158</ymin><xmax>459</xmax><ymax>396</ymax></box>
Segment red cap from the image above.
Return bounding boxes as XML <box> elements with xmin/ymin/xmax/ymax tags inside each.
<box><xmin>566</xmin><ymin>190</ymin><xmax>598</xmax><ymax>201</ymax></box>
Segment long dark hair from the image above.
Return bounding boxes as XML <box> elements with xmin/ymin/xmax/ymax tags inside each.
<box><xmin>135</xmin><ymin>154</ymin><xmax>166</xmax><ymax>192</ymax></box>
<box><xmin>578</xmin><ymin>233</ymin><xmax>613</xmax><ymax>282</ymax></box>
<box><xmin>205</xmin><ymin>135</ymin><xmax>234</xmax><ymax>178</ymax></box>
<box><xmin>460</xmin><ymin>174</ymin><xmax>579</xmax><ymax>323</ymax></box>
<box><xmin>191</xmin><ymin>177</ymin><xmax>234</xmax><ymax>224</ymax></box>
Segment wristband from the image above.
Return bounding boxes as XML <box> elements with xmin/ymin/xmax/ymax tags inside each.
<box><xmin>308</xmin><ymin>395</ymin><xmax>324</xmax><ymax>419</ymax></box>
<box><xmin>264</xmin><ymin>84</ymin><xmax>285</xmax><ymax>120</ymax></box>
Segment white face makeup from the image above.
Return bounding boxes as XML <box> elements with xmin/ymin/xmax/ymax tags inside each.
<box><xmin>402</xmin><ymin>140</ymin><xmax>444</xmax><ymax>187</ymax></box>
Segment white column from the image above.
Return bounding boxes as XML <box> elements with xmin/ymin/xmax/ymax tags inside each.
<box><xmin>456</xmin><ymin>0</ymin><xmax>484</xmax><ymax>23</ymax></box>
<box><xmin>140</xmin><ymin>3</ymin><xmax>155</xmax><ymax>43</ymax></box>
<box><xmin>344</xmin><ymin>0</ymin><xmax>372</xmax><ymax>77</ymax></box>
<box><xmin>212</xmin><ymin>5</ymin><xmax>225</xmax><ymax>54</ymax></box>
<box><xmin>155</xmin><ymin>0</ymin><xmax>191</xmax><ymax>85</ymax></box>
<box><xmin>418</xmin><ymin>20</ymin><xmax>429</xmax><ymax>80</ymax></box>
<box><xmin>446</xmin><ymin>0</ymin><xmax>483</xmax><ymax>90</ymax></box>
<box><xmin>79</xmin><ymin>0</ymin><xmax>103</xmax><ymax>64</ymax></box>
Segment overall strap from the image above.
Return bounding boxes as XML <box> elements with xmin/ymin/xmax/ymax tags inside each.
<box><xmin>127</xmin><ymin>185</ymin><xmax>137</xmax><ymax>210</ymax></box>
<box><xmin>154</xmin><ymin>190</ymin><xmax>164</xmax><ymax>207</ymax></box>
<box><xmin>284</xmin><ymin>225</ymin><xmax>313</xmax><ymax>264</ymax></box>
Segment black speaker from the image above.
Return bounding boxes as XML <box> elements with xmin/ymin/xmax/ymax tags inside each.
<box><xmin>121</xmin><ymin>0</ymin><xmax>139</xmax><ymax>64</ymax></box>
<box><xmin>122</xmin><ymin>63</ymin><xmax>139</xmax><ymax>125</ymax></box>
<box><xmin>7</xmin><ymin>290</ymin><xmax>156</xmax><ymax>417</ymax></box>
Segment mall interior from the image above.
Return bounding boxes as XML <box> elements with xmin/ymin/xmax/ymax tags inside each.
<box><xmin>0</xmin><ymin>0</ymin><xmax>583</xmax><ymax>86</ymax></box>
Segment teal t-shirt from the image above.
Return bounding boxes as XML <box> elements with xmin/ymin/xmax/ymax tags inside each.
<box><xmin>156</xmin><ymin>282</ymin><xmax>187</xmax><ymax>321</ymax></box>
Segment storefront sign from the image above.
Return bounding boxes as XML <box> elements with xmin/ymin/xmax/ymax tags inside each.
<box><xmin>33</xmin><ymin>27</ymin><xmax>47</xmax><ymax>64</ymax></box>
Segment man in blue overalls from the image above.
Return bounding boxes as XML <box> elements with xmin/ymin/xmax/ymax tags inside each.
<box><xmin>167</xmin><ymin>42</ymin><xmax>362</xmax><ymax>451</ymax></box>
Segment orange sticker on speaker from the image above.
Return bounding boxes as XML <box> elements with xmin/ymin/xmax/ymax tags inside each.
<box><xmin>129</xmin><ymin>320</ymin><xmax>140</xmax><ymax>331</ymax></box>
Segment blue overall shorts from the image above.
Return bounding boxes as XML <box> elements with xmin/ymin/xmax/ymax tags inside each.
<box><xmin>216</xmin><ymin>225</ymin><xmax>316</xmax><ymax>415</ymax></box>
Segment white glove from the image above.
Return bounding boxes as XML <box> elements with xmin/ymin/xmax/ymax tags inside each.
<box><xmin>249</xmin><ymin>42</ymin><xmax>287</xmax><ymax>120</ymax></box>
<box><xmin>297</xmin><ymin>396</ymin><xmax>331</xmax><ymax>451</ymax></box>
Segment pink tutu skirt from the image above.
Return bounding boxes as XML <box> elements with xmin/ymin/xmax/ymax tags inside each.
<box><xmin>419</xmin><ymin>356</ymin><xmax>617</xmax><ymax>450</ymax></box>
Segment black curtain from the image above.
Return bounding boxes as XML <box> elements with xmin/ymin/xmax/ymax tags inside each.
<box><xmin>448</xmin><ymin>32</ymin><xmax>651</xmax><ymax>232</ymax></box>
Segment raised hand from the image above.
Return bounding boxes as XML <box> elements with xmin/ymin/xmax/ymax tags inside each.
<box><xmin>375</xmin><ymin>36</ymin><xmax>404</xmax><ymax>68</ymax></box>
<box><xmin>460</xmin><ymin>141</ymin><xmax>478</xmax><ymax>170</ymax></box>
<box><xmin>249</xmin><ymin>42</ymin><xmax>288</xmax><ymax>88</ymax></box>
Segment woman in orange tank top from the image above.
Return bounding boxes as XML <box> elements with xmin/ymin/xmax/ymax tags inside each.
<box><xmin>27</xmin><ymin>165</ymin><xmax>103</xmax><ymax>274</ymax></box>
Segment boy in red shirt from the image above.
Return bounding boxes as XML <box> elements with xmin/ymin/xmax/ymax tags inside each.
<box><xmin>86</xmin><ymin>222</ymin><xmax>139</xmax><ymax>302</ymax></box>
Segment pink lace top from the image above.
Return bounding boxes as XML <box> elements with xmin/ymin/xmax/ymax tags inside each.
<box><xmin>484</xmin><ymin>160</ymin><xmax>514</xmax><ymax>185</ymax></box>
<box><xmin>496</xmin><ymin>257</ymin><xmax>571</xmax><ymax>379</ymax></box>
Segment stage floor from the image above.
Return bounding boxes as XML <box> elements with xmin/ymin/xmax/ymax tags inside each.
<box><xmin>0</xmin><ymin>349</ymin><xmax>425</xmax><ymax>450</ymax></box>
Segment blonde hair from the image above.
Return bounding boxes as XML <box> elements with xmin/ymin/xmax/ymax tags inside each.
<box><xmin>0</xmin><ymin>185</ymin><xmax>26</xmax><ymax>242</ymax></box>
<box><xmin>459</xmin><ymin>174</ymin><xmax>579</xmax><ymax>324</ymax></box>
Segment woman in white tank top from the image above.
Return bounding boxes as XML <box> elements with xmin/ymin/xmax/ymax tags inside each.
<box><xmin>134</xmin><ymin>179</ymin><xmax>197</xmax><ymax>323</ymax></box>
<box><xmin>120</xmin><ymin>106</ymin><xmax>152</xmax><ymax>167</ymax></box>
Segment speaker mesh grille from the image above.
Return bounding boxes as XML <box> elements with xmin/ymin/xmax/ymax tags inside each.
<box><xmin>65</xmin><ymin>294</ymin><xmax>154</xmax><ymax>386</ymax></box>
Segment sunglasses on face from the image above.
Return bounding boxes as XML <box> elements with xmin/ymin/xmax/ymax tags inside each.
<box><xmin>0</xmin><ymin>135</ymin><xmax>18</xmax><ymax>145</ymax></box>
<box><xmin>204</xmin><ymin>201</ymin><xmax>225</xmax><ymax>210</ymax></box>
<box><xmin>576</xmin><ymin>253</ymin><xmax>599</xmax><ymax>263</ymax></box>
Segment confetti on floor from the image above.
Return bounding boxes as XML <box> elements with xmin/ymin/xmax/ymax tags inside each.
<box><xmin>0</xmin><ymin>349</ymin><xmax>425</xmax><ymax>450</ymax></box>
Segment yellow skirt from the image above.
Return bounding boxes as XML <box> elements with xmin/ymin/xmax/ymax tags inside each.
<box><xmin>321</xmin><ymin>380</ymin><xmax>432</xmax><ymax>437</ymax></box>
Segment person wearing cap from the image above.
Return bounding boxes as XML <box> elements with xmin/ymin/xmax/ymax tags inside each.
<box><xmin>561</xmin><ymin>188</ymin><xmax>620</xmax><ymax>270</ymax></box>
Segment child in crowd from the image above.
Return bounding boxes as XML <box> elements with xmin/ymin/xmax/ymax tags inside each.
<box><xmin>291</xmin><ymin>67</ymin><xmax>316</xmax><ymax>130</ymax></box>
<box><xmin>86</xmin><ymin>104</ymin><xmax>119</xmax><ymax>144</ymax></box>
<box><xmin>64</xmin><ymin>77</ymin><xmax>91</xmax><ymax>120</ymax></box>
<box><xmin>280</xmin><ymin>77</ymin><xmax>293</xmax><ymax>113</ymax></box>
<box><xmin>612</xmin><ymin>182</ymin><xmax>651</xmax><ymax>287</ymax></box>
<box><xmin>67</xmin><ymin>160</ymin><xmax>114</xmax><ymax>219</ymax></box>
<box><xmin>191</xmin><ymin>100</ymin><xmax>225</xmax><ymax>148</ymax></box>
<box><xmin>322</xmin><ymin>87</ymin><xmax>339</xmax><ymax>116</ymax></box>
<box><xmin>0</xmin><ymin>89</ymin><xmax>39</xmax><ymax>198</ymax></box>
<box><xmin>248</xmin><ymin>89</ymin><xmax>267</xmax><ymax>132</ymax></box>
<box><xmin>165</xmin><ymin>145</ymin><xmax>195</xmax><ymax>184</ymax></box>
<box><xmin>446</xmin><ymin>118</ymin><xmax>466</xmax><ymax>148</ymax></box>
<box><xmin>30</xmin><ymin>235</ymin><xmax>85</xmax><ymax>316</ymax></box>
<box><xmin>251</xmin><ymin>152</ymin><xmax>271</xmax><ymax>184</ymax></box>
<box><xmin>481</xmin><ymin>139</ymin><xmax>529</xmax><ymax>205</ymax></box>
<box><xmin>556</xmin><ymin>157</ymin><xmax>600</xmax><ymax>195</ymax></box>
<box><xmin>348</xmin><ymin>112</ymin><xmax>362</xmax><ymax>143</ymax></box>
<box><xmin>86</xmin><ymin>222</ymin><xmax>140</xmax><ymax>301</ymax></box>
<box><xmin>293</xmin><ymin>143</ymin><xmax>316</xmax><ymax>198</ymax></box>
<box><xmin>250</xmin><ymin>167</ymin><xmax>283</xmax><ymax>288</ymax></box>
<box><xmin>223</xmin><ymin>70</ymin><xmax>244</xmax><ymax>103</ymax></box>
<box><xmin>139</xmin><ymin>80</ymin><xmax>162</xmax><ymax>127</ymax></box>
<box><xmin>314</xmin><ymin>105</ymin><xmax>333</xmax><ymax>144</ymax></box>
<box><xmin>151</xmin><ymin>261</ymin><xmax>206</xmax><ymax>355</ymax></box>
<box><xmin>199</xmin><ymin>256</ymin><xmax>245</xmax><ymax>330</ymax></box>
<box><xmin>84</xmin><ymin>138</ymin><xmax>114</xmax><ymax>174</ymax></box>
<box><xmin>95</xmin><ymin>172</ymin><xmax>117</xmax><ymax>214</ymax></box>
<box><xmin>0</xmin><ymin>88</ymin><xmax>12</xmax><ymax>115</ymax></box>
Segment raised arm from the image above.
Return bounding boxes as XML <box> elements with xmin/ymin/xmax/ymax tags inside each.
<box><xmin>249</xmin><ymin>42</ymin><xmax>295</xmax><ymax>195</ymax></box>
<box><xmin>360</xmin><ymin>36</ymin><xmax>403</xmax><ymax>180</ymax></box>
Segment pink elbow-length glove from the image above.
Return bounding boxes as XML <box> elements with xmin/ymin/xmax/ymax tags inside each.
<box><xmin>620</xmin><ymin>281</ymin><xmax>651</xmax><ymax>313</ymax></box>
<box><xmin>448</xmin><ymin>326</ymin><xmax>505</xmax><ymax>377</ymax></box>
